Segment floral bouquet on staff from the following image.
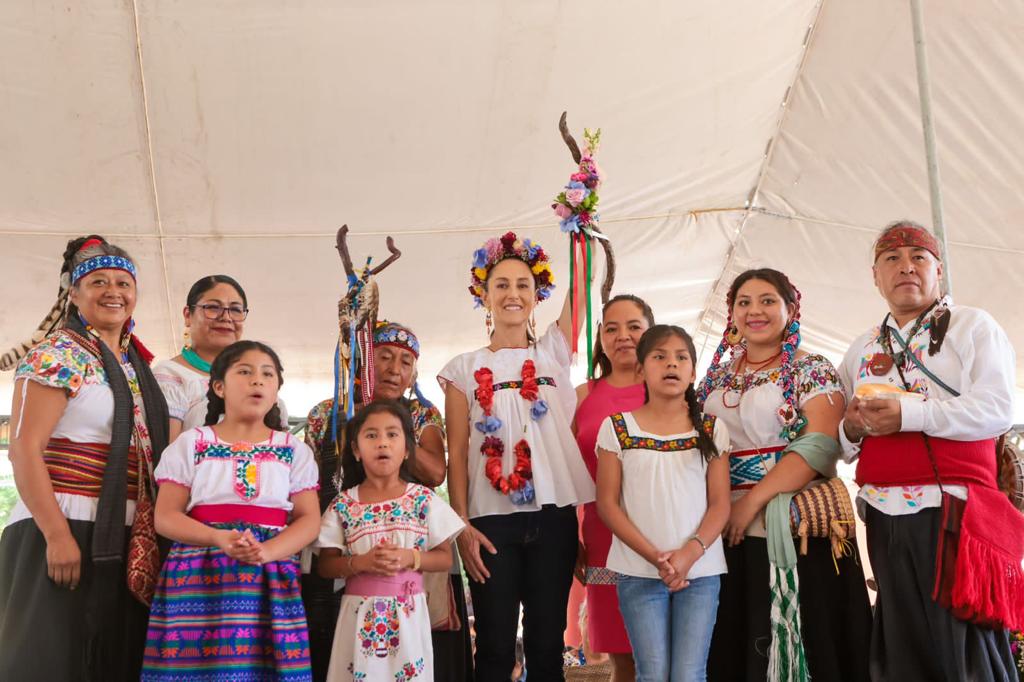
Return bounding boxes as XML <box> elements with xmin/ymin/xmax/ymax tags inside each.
<box><xmin>551</xmin><ymin>112</ymin><xmax>615</xmax><ymax>377</ymax></box>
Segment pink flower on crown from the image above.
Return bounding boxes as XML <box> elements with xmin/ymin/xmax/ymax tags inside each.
<box><xmin>553</xmin><ymin>203</ymin><xmax>572</xmax><ymax>219</ymax></box>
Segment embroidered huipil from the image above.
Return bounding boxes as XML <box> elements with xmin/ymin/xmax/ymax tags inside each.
<box><xmin>437</xmin><ymin>323</ymin><xmax>595</xmax><ymax>519</ymax></box>
<box><xmin>10</xmin><ymin>330</ymin><xmax>152</xmax><ymax>526</ymax></box>
<box><xmin>315</xmin><ymin>484</ymin><xmax>464</xmax><ymax>682</ymax></box>
<box><xmin>704</xmin><ymin>354</ymin><xmax>844</xmax><ymax>537</ymax></box>
<box><xmin>153</xmin><ymin>426</ymin><xmax>319</xmax><ymax>515</ymax></box>
<box><xmin>838</xmin><ymin>301</ymin><xmax>1016</xmax><ymax>516</ymax></box>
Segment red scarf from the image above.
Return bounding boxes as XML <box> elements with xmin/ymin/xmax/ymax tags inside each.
<box><xmin>858</xmin><ymin>433</ymin><xmax>1024</xmax><ymax>630</ymax></box>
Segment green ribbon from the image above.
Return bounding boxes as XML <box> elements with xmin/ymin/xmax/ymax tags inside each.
<box><xmin>585</xmin><ymin>235</ymin><xmax>593</xmax><ymax>379</ymax></box>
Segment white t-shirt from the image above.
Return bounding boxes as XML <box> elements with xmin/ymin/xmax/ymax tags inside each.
<box><xmin>154</xmin><ymin>426</ymin><xmax>319</xmax><ymax>517</ymax></box>
<box><xmin>437</xmin><ymin>323</ymin><xmax>595</xmax><ymax>518</ymax></box>
<box><xmin>153</xmin><ymin>358</ymin><xmax>289</xmax><ymax>432</ymax></box>
<box><xmin>596</xmin><ymin>411</ymin><xmax>730</xmax><ymax>580</ymax></box>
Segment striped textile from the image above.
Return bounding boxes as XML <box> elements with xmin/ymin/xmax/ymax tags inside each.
<box><xmin>141</xmin><ymin>522</ymin><xmax>312</xmax><ymax>682</ymax></box>
<box><xmin>767</xmin><ymin>564</ymin><xmax>809</xmax><ymax>682</ymax></box>
<box><xmin>729</xmin><ymin>445</ymin><xmax>785</xmax><ymax>491</ymax></box>
<box><xmin>43</xmin><ymin>438</ymin><xmax>138</xmax><ymax>499</ymax></box>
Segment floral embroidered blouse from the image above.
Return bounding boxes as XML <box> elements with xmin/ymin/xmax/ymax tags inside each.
<box><xmin>703</xmin><ymin>353</ymin><xmax>845</xmax><ymax>538</ymax></box>
<box><xmin>154</xmin><ymin>426</ymin><xmax>319</xmax><ymax>518</ymax></box>
<box><xmin>10</xmin><ymin>329</ymin><xmax>151</xmax><ymax>526</ymax></box>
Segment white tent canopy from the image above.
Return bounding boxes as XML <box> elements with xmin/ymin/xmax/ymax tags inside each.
<box><xmin>2</xmin><ymin>0</ymin><xmax>1021</xmax><ymax>418</ymax></box>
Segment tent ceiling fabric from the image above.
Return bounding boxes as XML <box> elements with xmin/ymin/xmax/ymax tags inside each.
<box><xmin>1</xmin><ymin>0</ymin><xmax>1021</xmax><ymax>415</ymax></box>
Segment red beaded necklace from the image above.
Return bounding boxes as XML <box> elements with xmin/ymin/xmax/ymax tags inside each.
<box><xmin>721</xmin><ymin>349</ymin><xmax>782</xmax><ymax>409</ymax></box>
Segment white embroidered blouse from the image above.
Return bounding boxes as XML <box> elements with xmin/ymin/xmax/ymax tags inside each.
<box><xmin>154</xmin><ymin>426</ymin><xmax>319</xmax><ymax>518</ymax></box>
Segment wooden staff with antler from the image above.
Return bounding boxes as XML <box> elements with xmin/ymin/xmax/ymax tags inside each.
<box><xmin>553</xmin><ymin>112</ymin><xmax>617</xmax><ymax>377</ymax></box>
<box><xmin>559</xmin><ymin>112</ymin><xmax>616</xmax><ymax>305</ymax></box>
<box><xmin>333</xmin><ymin>225</ymin><xmax>402</xmax><ymax>421</ymax></box>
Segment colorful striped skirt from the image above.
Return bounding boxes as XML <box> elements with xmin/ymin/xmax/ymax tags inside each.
<box><xmin>141</xmin><ymin>523</ymin><xmax>312</xmax><ymax>681</ymax></box>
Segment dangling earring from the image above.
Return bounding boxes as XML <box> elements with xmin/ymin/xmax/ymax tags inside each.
<box><xmin>725</xmin><ymin>325</ymin><xmax>741</xmax><ymax>346</ymax></box>
<box><xmin>183</xmin><ymin>327</ymin><xmax>192</xmax><ymax>350</ymax></box>
<box><xmin>485</xmin><ymin>309</ymin><xmax>493</xmax><ymax>337</ymax></box>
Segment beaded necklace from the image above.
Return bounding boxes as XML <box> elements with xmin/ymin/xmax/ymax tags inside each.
<box><xmin>181</xmin><ymin>346</ymin><xmax>212</xmax><ymax>373</ymax></box>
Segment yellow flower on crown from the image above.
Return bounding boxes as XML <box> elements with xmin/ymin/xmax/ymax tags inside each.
<box><xmin>474</xmin><ymin>267</ymin><xmax>489</xmax><ymax>281</ymax></box>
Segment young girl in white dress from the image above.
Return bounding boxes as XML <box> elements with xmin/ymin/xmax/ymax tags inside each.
<box><xmin>316</xmin><ymin>400</ymin><xmax>464</xmax><ymax>681</ymax></box>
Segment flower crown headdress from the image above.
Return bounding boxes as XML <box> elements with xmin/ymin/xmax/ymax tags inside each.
<box><xmin>468</xmin><ymin>231</ymin><xmax>554</xmax><ymax>308</ymax></box>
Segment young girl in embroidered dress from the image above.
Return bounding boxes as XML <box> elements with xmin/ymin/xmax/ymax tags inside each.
<box><xmin>595</xmin><ymin>325</ymin><xmax>730</xmax><ymax>682</ymax></box>
<box><xmin>315</xmin><ymin>400</ymin><xmax>464</xmax><ymax>681</ymax></box>
<box><xmin>439</xmin><ymin>231</ymin><xmax>596</xmax><ymax>680</ymax></box>
<box><xmin>142</xmin><ymin>340</ymin><xmax>320</xmax><ymax>681</ymax></box>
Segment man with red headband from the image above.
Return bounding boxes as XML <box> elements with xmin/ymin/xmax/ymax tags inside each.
<box><xmin>838</xmin><ymin>220</ymin><xmax>1021</xmax><ymax>680</ymax></box>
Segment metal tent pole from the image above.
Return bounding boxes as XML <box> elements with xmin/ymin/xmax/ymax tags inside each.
<box><xmin>909</xmin><ymin>0</ymin><xmax>953</xmax><ymax>295</ymax></box>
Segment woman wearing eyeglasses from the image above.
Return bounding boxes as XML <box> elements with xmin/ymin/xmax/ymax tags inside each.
<box><xmin>153</xmin><ymin>275</ymin><xmax>288</xmax><ymax>441</ymax></box>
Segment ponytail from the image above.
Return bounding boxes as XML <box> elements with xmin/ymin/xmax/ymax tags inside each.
<box><xmin>685</xmin><ymin>384</ymin><xmax>718</xmax><ymax>462</ymax></box>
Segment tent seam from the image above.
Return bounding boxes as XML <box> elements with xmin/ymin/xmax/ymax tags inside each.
<box><xmin>130</xmin><ymin>0</ymin><xmax>176</xmax><ymax>353</ymax></box>
<box><xmin>692</xmin><ymin>0</ymin><xmax>828</xmax><ymax>365</ymax></box>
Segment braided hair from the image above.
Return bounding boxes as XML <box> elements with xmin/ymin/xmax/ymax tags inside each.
<box><xmin>590</xmin><ymin>294</ymin><xmax>655</xmax><ymax>380</ymax></box>
<box><xmin>204</xmin><ymin>340</ymin><xmax>285</xmax><ymax>430</ymax></box>
<box><xmin>636</xmin><ymin>325</ymin><xmax>719</xmax><ymax>462</ymax></box>
<box><xmin>0</xmin><ymin>235</ymin><xmax>135</xmax><ymax>371</ymax></box>
<box><xmin>696</xmin><ymin>268</ymin><xmax>806</xmax><ymax>441</ymax></box>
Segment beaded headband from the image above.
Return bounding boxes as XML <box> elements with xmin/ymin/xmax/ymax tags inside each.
<box><xmin>373</xmin><ymin>321</ymin><xmax>420</xmax><ymax>358</ymax></box>
<box><xmin>469</xmin><ymin>231</ymin><xmax>554</xmax><ymax>308</ymax></box>
<box><xmin>72</xmin><ymin>255</ymin><xmax>137</xmax><ymax>285</ymax></box>
<box><xmin>873</xmin><ymin>224</ymin><xmax>940</xmax><ymax>261</ymax></box>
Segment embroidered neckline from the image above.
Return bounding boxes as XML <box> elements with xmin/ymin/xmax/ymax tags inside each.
<box><xmin>610</xmin><ymin>412</ymin><xmax>715</xmax><ymax>453</ymax></box>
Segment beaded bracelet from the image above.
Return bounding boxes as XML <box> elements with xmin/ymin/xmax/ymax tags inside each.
<box><xmin>689</xmin><ymin>534</ymin><xmax>708</xmax><ymax>554</ymax></box>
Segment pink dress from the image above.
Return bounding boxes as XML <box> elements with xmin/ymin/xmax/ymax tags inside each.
<box><xmin>575</xmin><ymin>379</ymin><xmax>646</xmax><ymax>654</ymax></box>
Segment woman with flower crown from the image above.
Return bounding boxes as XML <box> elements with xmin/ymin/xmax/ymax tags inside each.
<box><xmin>438</xmin><ymin>231</ymin><xmax>597</xmax><ymax>681</ymax></box>
<box><xmin>698</xmin><ymin>268</ymin><xmax>871</xmax><ymax>681</ymax></box>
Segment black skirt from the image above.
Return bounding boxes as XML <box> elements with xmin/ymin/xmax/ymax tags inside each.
<box><xmin>865</xmin><ymin>506</ymin><xmax>1016</xmax><ymax>682</ymax></box>
<box><xmin>708</xmin><ymin>535</ymin><xmax>872</xmax><ymax>681</ymax></box>
<box><xmin>0</xmin><ymin>517</ymin><xmax>149</xmax><ymax>682</ymax></box>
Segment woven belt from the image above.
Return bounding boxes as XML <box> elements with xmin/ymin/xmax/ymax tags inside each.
<box><xmin>729</xmin><ymin>445</ymin><xmax>786</xmax><ymax>491</ymax></box>
<box><xmin>43</xmin><ymin>438</ymin><xmax>139</xmax><ymax>499</ymax></box>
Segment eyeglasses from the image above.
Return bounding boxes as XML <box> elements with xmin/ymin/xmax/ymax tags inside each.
<box><xmin>192</xmin><ymin>303</ymin><xmax>249</xmax><ymax>321</ymax></box>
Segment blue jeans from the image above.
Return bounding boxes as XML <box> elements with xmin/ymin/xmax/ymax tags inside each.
<box><xmin>617</xmin><ymin>574</ymin><xmax>721</xmax><ymax>682</ymax></box>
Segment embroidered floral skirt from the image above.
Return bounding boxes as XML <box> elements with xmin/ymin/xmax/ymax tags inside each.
<box><xmin>326</xmin><ymin>592</ymin><xmax>432</xmax><ymax>682</ymax></box>
<box><xmin>141</xmin><ymin>523</ymin><xmax>312</xmax><ymax>681</ymax></box>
